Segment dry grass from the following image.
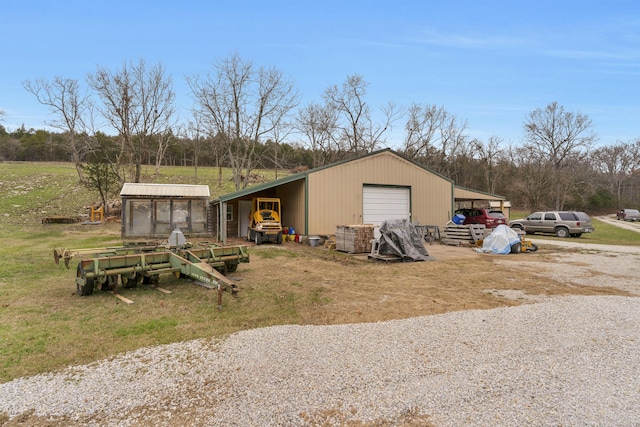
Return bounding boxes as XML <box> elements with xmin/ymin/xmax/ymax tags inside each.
<box><xmin>242</xmin><ymin>240</ymin><xmax>629</xmax><ymax>327</ymax></box>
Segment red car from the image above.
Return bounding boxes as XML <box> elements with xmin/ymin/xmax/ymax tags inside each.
<box><xmin>617</xmin><ymin>209</ymin><xmax>640</xmax><ymax>221</ymax></box>
<box><xmin>454</xmin><ymin>208</ymin><xmax>507</xmax><ymax>229</ymax></box>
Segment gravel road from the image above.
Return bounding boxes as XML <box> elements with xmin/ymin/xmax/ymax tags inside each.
<box><xmin>1</xmin><ymin>221</ymin><xmax>639</xmax><ymax>427</ymax></box>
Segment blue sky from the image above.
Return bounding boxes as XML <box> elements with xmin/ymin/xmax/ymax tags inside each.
<box><xmin>1</xmin><ymin>0</ymin><xmax>639</xmax><ymax>147</ymax></box>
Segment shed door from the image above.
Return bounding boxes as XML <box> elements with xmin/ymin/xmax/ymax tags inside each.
<box><xmin>362</xmin><ymin>186</ymin><xmax>410</xmax><ymax>237</ymax></box>
<box><xmin>238</xmin><ymin>200</ymin><xmax>252</xmax><ymax>238</ymax></box>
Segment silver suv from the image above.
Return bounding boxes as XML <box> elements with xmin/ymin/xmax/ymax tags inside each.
<box><xmin>509</xmin><ymin>211</ymin><xmax>594</xmax><ymax>238</ymax></box>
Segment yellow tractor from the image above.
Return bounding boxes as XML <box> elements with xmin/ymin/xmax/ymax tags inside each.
<box><xmin>511</xmin><ymin>230</ymin><xmax>538</xmax><ymax>253</ymax></box>
<box><xmin>475</xmin><ymin>229</ymin><xmax>538</xmax><ymax>253</ymax></box>
<box><xmin>247</xmin><ymin>197</ymin><xmax>283</xmax><ymax>245</ymax></box>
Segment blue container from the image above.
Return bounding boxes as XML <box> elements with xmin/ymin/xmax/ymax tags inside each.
<box><xmin>452</xmin><ymin>214</ymin><xmax>466</xmax><ymax>225</ymax></box>
<box><xmin>289</xmin><ymin>227</ymin><xmax>295</xmax><ymax>235</ymax></box>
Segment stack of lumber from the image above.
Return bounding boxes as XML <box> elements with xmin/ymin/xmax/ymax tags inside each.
<box><xmin>336</xmin><ymin>224</ymin><xmax>375</xmax><ymax>253</ymax></box>
<box><xmin>42</xmin><ymin>216</ymin><xmax>80</xmax><ymax>225</ymax></box>
<box><xmin>324</xmin><ymin>235</ymin><xmax>337</xmax><ymax>250</ymax></box>
<box><xmin>441</xmin><ymin>223</ymin><xmax>486</xmax><ymax>246</ymax></box>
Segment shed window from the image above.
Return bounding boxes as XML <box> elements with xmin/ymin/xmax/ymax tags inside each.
<box><xmin>128</xmin><ymin>200</ymin><xmax>151</xmax><ymax>236</ymax></box>
<box><xmin>191</xmin><ymin>200</ymin><xmax>207</xmax><ymax>233</ymax></box>
<box><xmin>154</xmin><ymin>200</ymin><xmax>171</xmax><ymax>235</ymax></box>
<box><xmin>172</xmin><ymin>200</ymin><xmax>189</xmax><ymax>233</ymax></box>
<box><xmin>226</xmin><ymin>205</ymin><xmax>233</xmax><ymax>221</ymax></box>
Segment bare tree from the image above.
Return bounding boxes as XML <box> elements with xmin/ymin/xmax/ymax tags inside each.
<box><xmin>188</xmin><ymin>53</ymin><xmax>299</xmax><ymax>190</ymax></box>
<box><xmin>504</xmin><ymin>143</ymin><xmax>554</xmax><ymax>209</ymax></box>
<box><xmin>474</xmin><ymin>136</ymin><xmax>506</xmax><ymax>194</ymax></box>
<box><xmin>23</xmin><ymin>76</ymin><xmax>90</xmax><ymax>181</ymax></box>
<box><xmin>179</xmin><ymin>118</ymin><xmax>208</xmax><ymax>184</ymax></box>
<box><xmin>592</xmin><ymin>140</ymin><xmax>640</xmax><ymax>207</ymax></box>
<box><xmin>87</xmin><ymin>59</ymin><xmax>175</xmax><ymax>183</ymax></box>
<box><xmin>152</xmin><ymin>128</ymin><xmax>175</xmax><ymax>176</ymax></box>
<box><xmin>523</xmin><ymin>101</ymin><xmax>596</xmax><ymax>210</ymax></box>
<box><xmin>401</xmin><ymin>103</ymin><xmax>468</xmax><ymax>177</ymax></box>
<box><xmin>323</xmin><ymin>74</ymin><xmax>400</xmax><ymax>156</ymax></box>
<box><xmin>294</xmin><ymin>101</ymin><xmax>340</xmax><ymax>167</ymax></box>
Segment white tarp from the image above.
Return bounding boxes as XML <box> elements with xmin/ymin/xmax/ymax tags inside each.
<box><xmin>475</xmin><ymin>224</ymin><xmax>521</xmax><ymax>254</ymax></box>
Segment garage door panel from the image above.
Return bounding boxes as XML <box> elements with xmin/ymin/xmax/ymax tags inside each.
<box><xmin>362</xmin><ymin>186</ymin><xmax>410</xmax><ymax>235</ymax></box>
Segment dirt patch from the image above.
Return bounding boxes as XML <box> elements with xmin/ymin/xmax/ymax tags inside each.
<box><xmin>238</xmin><ymin>241</ymin><xmax>631</xmax><ymax>326</ymax></box>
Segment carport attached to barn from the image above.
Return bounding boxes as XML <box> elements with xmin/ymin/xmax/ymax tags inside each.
<box><xmin>454</xmin><ymin>186</ymin><xmax>509</xmax><ymax>217</ymax></box>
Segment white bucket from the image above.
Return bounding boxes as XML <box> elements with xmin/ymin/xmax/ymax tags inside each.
<box><xmin>308</xmin><ymin>236</ymin><xmax>320</xmax><ymax>247</ymax></box>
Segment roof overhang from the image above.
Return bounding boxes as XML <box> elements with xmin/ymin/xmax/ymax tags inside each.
<box><xmin>454</xmin><ymin>186</ymin><xmax>505</xmax><ymax>202</ymax></box>
<box><xmin>120</xmin><ymin>183</ymin><xmax>210</xmax><ymax>198</ymax></box>
<box><xmin>212</xmin><ymin>173</ymin><xmax>307</xmax><ymax>203</ymax></box>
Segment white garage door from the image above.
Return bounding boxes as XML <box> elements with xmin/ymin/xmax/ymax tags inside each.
<box><xmin>362</xmin><ymin>186</ymin><xmax>410</xmax><ymax>236</ymax></box>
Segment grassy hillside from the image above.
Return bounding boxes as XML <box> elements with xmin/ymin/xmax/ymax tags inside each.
<box><xmin>0</xmin><ymin>162</ymin><xmax>288</xmax><ymax>225</ymax></box>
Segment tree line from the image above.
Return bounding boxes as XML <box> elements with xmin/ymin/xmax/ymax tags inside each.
<box><xmin>1</xmin><ymin>54</ymin><xmax>640</xmax><ymax>214</ymax></box>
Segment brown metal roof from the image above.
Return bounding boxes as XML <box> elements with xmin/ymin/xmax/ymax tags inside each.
<box><xmin>454</xmin><ymin>186</ymin><xmax>504</xmax><ymax>201</ymax></box>
<box><xmin>120</xmin><ymin>183</ymin><xmax>210</xmax><ymax>198</ymax></box>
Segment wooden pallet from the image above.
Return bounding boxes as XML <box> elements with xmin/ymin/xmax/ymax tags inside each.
<box><xmin>367</xmin><ymin>239</ymin><xmax>402</xmax><ymax>262</ymax></box>
<box><xmin>441</xmin><ymin>223</ymin><xmax>486</xmax><ymax>246</ymax></box>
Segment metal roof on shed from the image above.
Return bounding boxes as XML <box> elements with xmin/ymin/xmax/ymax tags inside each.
<box><xmin>454</xmin><ymin>185</ymin><xmax>505</xmax><ymax>201</ymax></box>
<box><xmin>120</xmin><ymin>183</ymin><xmax>210</xmax><ymax>198</ymax></box>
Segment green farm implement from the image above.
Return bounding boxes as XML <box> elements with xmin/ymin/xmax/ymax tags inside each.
<box><xmin>54</xmin><ymin>234</ymin><xmax>249</xmax><ymax>309</ymax></box>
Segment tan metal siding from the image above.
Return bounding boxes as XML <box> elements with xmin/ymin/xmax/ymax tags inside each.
<box><xmin>276</xmin><ymin>179</ymin><xmax>306</xmax><ymax>234</ymax></box>
<box><xmin>307</xmin><ymin>151</ymin><xmax>453</xmax><ymax>235</ymax></box>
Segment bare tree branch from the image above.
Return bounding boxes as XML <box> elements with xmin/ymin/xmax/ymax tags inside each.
<box><xmin>23</xmin><ymin>76</ymin><xmax>90</xmax><ymax>181</ymax></box>
<box><xmin>87</xmin><ymin>59</ymin><xmax>175</xmax><ymax>182</ymax></box>
<box><xmin>187</xmin><ymin>53</ymin><xmax>299</xmax><ymax>190</ymax></box>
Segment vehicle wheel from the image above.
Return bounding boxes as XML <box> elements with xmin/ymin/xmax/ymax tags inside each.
<box><xmin>510</xmin><ymin>242</ymin><xmax>521</xmax><ymax>254</ymax></box>
<box><xmin>246</xmin><ymin>228</ymin><xmax>252</xmax><ymax>241</ymax></box>
<box><xmin>121</xmin><ymin>273</ymin><xmax>142</xmax><ymax>288</ymax></box>
<box><xmin>511</xmin><ymin>225</ymin><xmax>524</xmax><ymax>233</ymax></box>
<box><xmin>102</xmin><ymin>274</ymin><xmax>118</xmax><ymax>291</ymax></box>
<box><xmin>555</xmin><ymin>227</ymin><xmax>570</xmax><ymax>238</ymax></box>
<box><xmin>529</xmin><ymin>243</ymin><xmax>538</xmax><ymax>252</ymax></box>
<box><xmin>276</xmin><ymin>232</ymin><xmax>283</xmax><ymax>244</ymax></box>
<box><xmin>76</xmin><ymin>263</ymin><xmax>94</xmax><ymax>296</ymax></box>
<box><xmin>225</xmin><ymin>262</ymin><xmax>238</xmax><ymax>273</ymax></box>
<box><xmin>255</xmin><ymin>232</ymin><xmax>262</xmax><ymax>245</ymax></box>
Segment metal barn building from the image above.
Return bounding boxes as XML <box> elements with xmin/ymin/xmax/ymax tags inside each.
<box><xmin>210</xmin><ymin>149</ymin><xmax>505</xmax><ymax>242</ymax></box>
